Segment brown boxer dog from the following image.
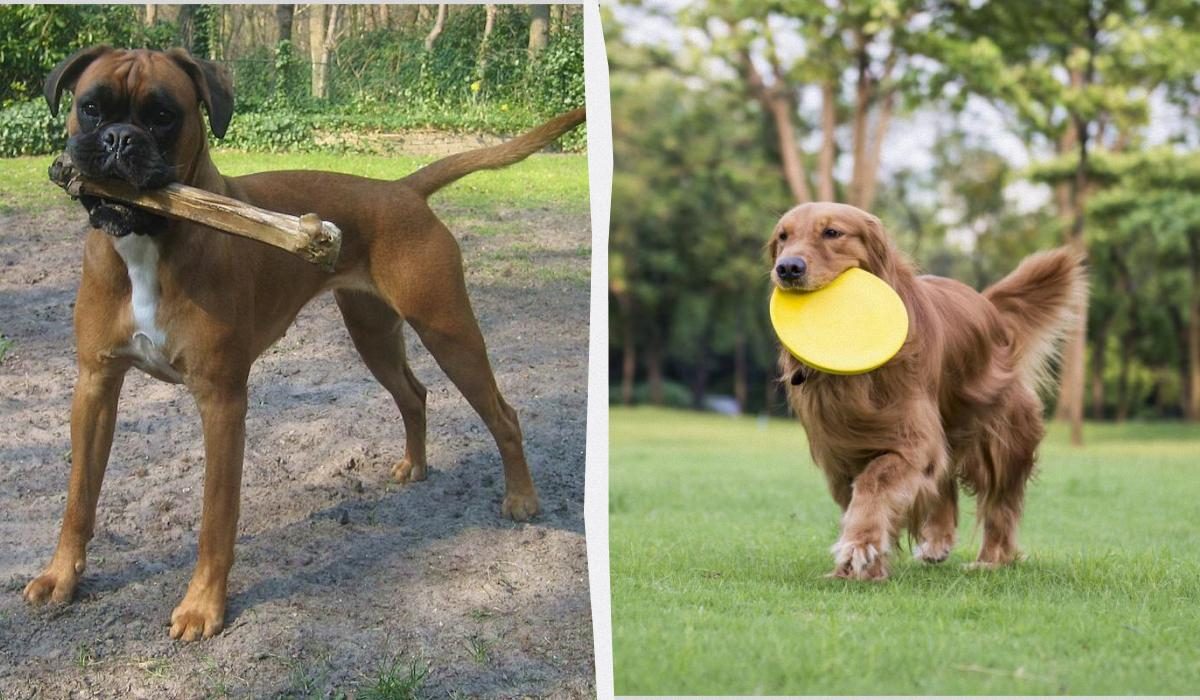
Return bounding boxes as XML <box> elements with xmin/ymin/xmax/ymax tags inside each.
<box><xmin>22</xmin><ymin>45</ymin><xmax>585</xmax><ymax>640</ymax></box>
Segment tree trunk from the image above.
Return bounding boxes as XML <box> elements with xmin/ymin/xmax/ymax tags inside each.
<box><xmin>478</xmin><ymin>4</ymin><xmax>497</xmax><ymax>75</ymax></box>
<box><xmin>614</xmin><ymin>290</ymin><xmax>636</xmax><ymax>406</ymax></box>
<box><xmin>425</xmin><ymin>4</ymin><xmax>446</xmax><ymax>51</ymax></box>
<box><xmin>1057</xmin><ymin>16</ymin><xmax>1099</xmax><ymax>446</ymax></box>
<box><xmin>178</xmin><ymin>5</ymin><xmax>197</xmax><ymax>52</ymax></box>
<box><xmin>691</xmin><ymin>323</ymin><xmax>712</xmax><ymax>410</ymax></box>
<box><xmin>817</xmin><ymin>80</ymin><xmax>837</xmax><ymax>202</ymax></box>
<box><xmin>738</xmin><ymin>49</ymin><xmax>811</xmax><ymax>203</ymax></box>
<box><xmin>145</xmin><ymin>4</ymin><xmax>157</xmax><ymax>26</ymax></box>
<box><xmin>309</xmin><ymin>5</ymin><xmax>326</xmax><ymax>98</ymax></box>
<box><xmin>733</xmin><ymin>318</ymin><xmax>748</xmax><ymax>414</ymax></box>
<box><xmin>484</xmin><ymin>4</ymin><xmax>497</xmax><ymax>43</ymax></box>
<box><xmin>275</xmin><ymin>4</ymin><xmax>294</xmax><ymax>44</ymax></box>
<box><xmin>1089</xmin><ymin>323</ymin><xmax>1107</xmax><ymax>420</ymax></box>
<box><xmin>528</xmin><ymin>4</ymin><xmax>550</xmax><ymax>56</ymax></box>
<box><xmin>1187</xmin><ymin>233</ymin><xmax>1200</xmax><ymax>421</ymax></box>
<box><xmin>646</xmin><ymin>340</ymin><xmax>664</xmax><ymax>406</ymax></box>
<box><xmin>858</xmin><ymin>89</ymin><xmax>895</xmax><ymax>211</ymax></box>
<box><xmin>551</xmin><ymin>4</ymin><xmax>563</xmax><ymax>33</ymax></box>
<box><xmin>1115</xmin><ymin>335</ymin><xmax>1132</xmax><ymax>422</ymax></box>
<box><xmin>848</xmin><ymin>36</ymin><xmax>872</xmax><ymax>208</ymax></box>
<box><xmin>1112</xmin><ymin>248</ymin><xmax>1139</xmax><ymax>423</ymax></box>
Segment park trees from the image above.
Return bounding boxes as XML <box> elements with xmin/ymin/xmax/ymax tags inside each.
<box><xmin>608</xmin><ymin>0</ymin><xmax>1200</xmax><ymax>425</ymax></box>
<box><xmin>930</xmin><ymin>0</ymin><xmax>1200</xmax><ymax>441</ymax></box>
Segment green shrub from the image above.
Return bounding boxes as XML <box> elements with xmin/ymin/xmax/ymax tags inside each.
<box><xmin>219</xmin><ymin>106</ymin><xmax>316</xmax><ymax>153</ymax></box>
<box><xmin>0</xmin><ymin>99</ymin><xmax>65</xmax><ymax>156</ymax></box>
<box><xmin>0</xmin><ymin>5</ymin><xmax>176</xmax><ymax>105</ymax></box>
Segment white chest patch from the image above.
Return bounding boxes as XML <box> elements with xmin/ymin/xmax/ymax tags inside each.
<box><xmin>112</xmin><ymin>235</ymin><xmax>182</xmax><ymax>383</ymax></box>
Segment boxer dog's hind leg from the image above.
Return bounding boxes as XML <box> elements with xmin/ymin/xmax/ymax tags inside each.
<box><xmin>373</xmin><ymin>229</ymin><xmax>539</xmax><ymax>521</ymax></box>
<box><xmin>334</xmin><ymin>289</ymin><xmax>428</xmax><ymax>483</ymax></box>
<box><xmin>170</xmin><ymin>379</ymin><xmax>247</xmax><ymax>641</ymax></box>
<box><xmin>24</xmin><ymin>360</ymin><xmax>127</xmax><ymax>605</ymax></box>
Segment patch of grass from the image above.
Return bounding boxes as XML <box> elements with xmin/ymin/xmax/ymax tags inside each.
<box><xmin>73</xmin><ymin>642</ymin><xmax>97</xmax><ymax>670</ymax></box>
<box><xmin>0</xmin><ymin>336</ymin><xmax>12</xmax><ymax>364</ymax></box>
<box><xmin>0</xmin><ymin>156</ymin><xmax>60</xmax><ymax>212</ymax></box>
<box><xmin>357</xmin><ymin>657</ymin><xmax>429</xmax><ymax>700</ymax></box>
<box><xmin>210</xmin><ymin>150</ymin><xmax>588</xmax><ymax>212</ymax></box>
<box><xmin>134</xmin><ymin>657</ymin><xmax>169</xmax><ymax>680</ymax></box>
<box><xmin>467</xmin><ymin>608</ymin><xmax>496</xmax><ymax>621</ymax></box>
<box><xmin>280</xmin><ymin>659</ymin><xmax>345</xmax><ymax>700</ymax></box>
<box><xmin>610</xmin><ymin>407</ymin><xmax>1200</xmax><ymax>695</ymax></box>
<box><xmin>0</xmin><ymin>150</ymin><xmax>588</xmax><ymax>214</ymax></box>
<box><xmin>463</xmin><ymin>634</ymin><xmax>492</xmax><ymax>665</ymax></box>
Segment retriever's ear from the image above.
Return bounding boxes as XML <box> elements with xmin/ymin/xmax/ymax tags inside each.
<box><xmin>765</xmin><ymin>228</ymin><xmax>780</xmax><ymax>262</ymax></box>
<box><xmin>166</xmin><ymin>48</ymin><xmax>235</xmax><ymax>138</ymax></box>
<box><xmin>45</xmin><ymin>45</ymin><xmax>112</xmax><ymax>116</ymax></box>
<box><xmin>860</xmin><ymin>214</ymin><xmax>900</xmax><ymax>284</ymax></box>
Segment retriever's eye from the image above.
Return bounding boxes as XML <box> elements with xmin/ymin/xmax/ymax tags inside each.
<box><xmin>81</xmin><ymin>102</ymin><xmax>100</xmax><ymax>119</ymax></box>
<box><xmin>778</xmin><ymin>232</ymin><xmax>788</xmax><ymax>241</ymax></box>
<box><xmin>822</xmin><ymin>227</ymin><xmax>843</xmax><ymax>239</ymax></box>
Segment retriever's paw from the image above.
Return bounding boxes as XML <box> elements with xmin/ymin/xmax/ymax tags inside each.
<box><xmin>830</xmin><ymin>538</ymin><xmax>890</xmax><ymax>581</ymax></box>
<box><xmin>23</xmin><ymin>559</ymin><xmax>83</xmax><ymax>605</ymax></box>
<box><xmin>914</xmin><ymin>532</ymin><xmax>956</xmax><ymax>564</ymax></box>
<box><xmin>968</xmin><ymin>548</ymin><xmax>1024</xmax><ymax>570</ymax></box>
<box><xmin>502</xmin><ymin>490</ymin><xmax>540</xmax><ymax>522</ymax></box>
<box><xmin>391</xmin><ymin>458</ymin><xmax>427</xmax><ymax>484</ymax></box>
<box><xmin>169</xmin><ymin>594</ymin><xmax>225</xmax><ymax>642</ymax></box>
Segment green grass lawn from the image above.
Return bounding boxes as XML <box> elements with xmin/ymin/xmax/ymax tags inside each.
<box><xmin>0</xmin><ymin>149</ymin><xmax>588</xmax><ymax>214</ymax></box>
<box><xmin>610</xmin><ymin>407</ymin><xmax>1200</xmax><ymax>695</ymax></box>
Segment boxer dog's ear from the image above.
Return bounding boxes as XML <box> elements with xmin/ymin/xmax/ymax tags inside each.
<box><xmin>166</xmin><ymin>49</ymin><xmax>235</xmax><ymax>139</ymax></box>
<box><xmin>45</xmin><ymin>45</ymin><xmax>112</xmax><ymax>116</ymax></box>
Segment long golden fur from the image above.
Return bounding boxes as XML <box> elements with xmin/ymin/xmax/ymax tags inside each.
<box><xmin>769</xmin><ymin>202</ymin><xmax>1086</xmax><ymax>580</ymax></box>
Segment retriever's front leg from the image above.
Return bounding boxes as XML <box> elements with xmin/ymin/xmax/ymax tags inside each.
<box><xmin>832</xmin><ymin>452</ymin><xmax>933</xmax><ymax>581</ymax></box>
<box><xmin>170</xmin><ymin>380</ymin><xmax>247</xmax><ymax>641</ymax></box>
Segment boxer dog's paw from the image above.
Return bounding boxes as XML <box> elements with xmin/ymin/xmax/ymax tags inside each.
<box><xmin>502</xmin><ymin>490</ymin><xmax>540</xmax><ymax>522</ymax></box>
<box><xmin>23</xmin><ymin>566</ymin><xmax>81</xmax><ymax>605</ymax></box>
<box><xmin>169</xmin><ymin>591</ymin><xmax>225</xmax><ymax>642</ymax></box>
<box><xmin>391</xmin><ymin>458</ymin><xmax>427</xmax><ymax>483</ymax></box>
<box><xmin>830</xmin><ymin>537</ymin><xmax>890</xmax><ymax>581</ymax></box>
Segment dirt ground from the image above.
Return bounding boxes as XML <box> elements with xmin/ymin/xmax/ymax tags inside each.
<box><xmin>0</xmin><ymin>189</ymin><xmax>593</xmax><ymax>698</ymax></box>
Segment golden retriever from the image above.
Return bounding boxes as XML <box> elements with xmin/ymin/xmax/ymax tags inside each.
<box><xmin>769</xmin><ymin>202</ymin><xmax>1086</xmax><ymax>580</ymax></box>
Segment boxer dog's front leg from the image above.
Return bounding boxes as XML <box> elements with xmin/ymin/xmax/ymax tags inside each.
<box><xmin>24</xmin><ymin>361</ymin><xmax>127</xmax><ymax>605</ymax></box>
<box><xmin>169</xmin><ymin>379</ymin><xmax>247</xmax><ymax>641</ymax></box>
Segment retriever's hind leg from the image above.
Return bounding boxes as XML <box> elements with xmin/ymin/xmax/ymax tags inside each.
<box><xmin>335</xmin><ymin>290</ymin><xmax>429</xmax><ymax>483</ymax></box>
<box><xmin>974</xmin><ymin>391</ymin><xmax>1043</xmax><ymax>567</ymax></box>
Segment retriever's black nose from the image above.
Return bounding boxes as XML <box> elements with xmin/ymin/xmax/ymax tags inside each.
<box><xmin>775</xmin><ymin>256</ymin><xmax>807</xmax><ymax>281</ymax></box>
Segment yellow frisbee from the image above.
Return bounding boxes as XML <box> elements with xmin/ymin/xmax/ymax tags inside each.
<box><xmin>770</xmin><ymin>268</ymin><xmax>909</xmax><ymax>375</ymax></box>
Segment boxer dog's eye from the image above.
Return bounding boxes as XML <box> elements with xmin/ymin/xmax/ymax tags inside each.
<box><xmin>151</xmin><ymin>109</ymin><xmax>175</xmax><ymax>127</ymax></box>
<box><xmin>81</xmin><ymin>102</ymin><xmax>100</xmax><ymax>119</ymax></box>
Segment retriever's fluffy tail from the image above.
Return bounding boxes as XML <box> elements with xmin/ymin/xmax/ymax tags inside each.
<box><xmin>400</xmin><ymin>107</ymin><xmax>585</xmax><ymax>197</ymax></box>
<box><xmin>983</xmin><ymin>245</ymin><xmax>1088</xmax><ymax>389</ymax></box>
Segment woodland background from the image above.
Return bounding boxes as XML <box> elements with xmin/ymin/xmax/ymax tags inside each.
<box><xmin>607</xmin><ymin>0</ymin><xmax>1200</xmax><ymax>444</ymax></box>
<box><xmin>0</xmin><ymin>4</ymin><xmax>585</xmax><ymax>154</ymax></box>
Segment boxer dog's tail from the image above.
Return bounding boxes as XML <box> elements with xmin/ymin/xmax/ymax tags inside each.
<box><xmin>400</xmin><ymin>107</ymin><xmax>586</xmax><ymax>197</ymax></box>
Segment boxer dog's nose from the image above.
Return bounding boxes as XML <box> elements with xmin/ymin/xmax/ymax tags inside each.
<box><xmin>775</xmin><ymin>256</ymin><xmax>807</xmax><ymax>281</ymax></box>
<box><xmin>101</xmin><ymin>125</ymin><xmax>139</xmax><ymax>159</ymax></box>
